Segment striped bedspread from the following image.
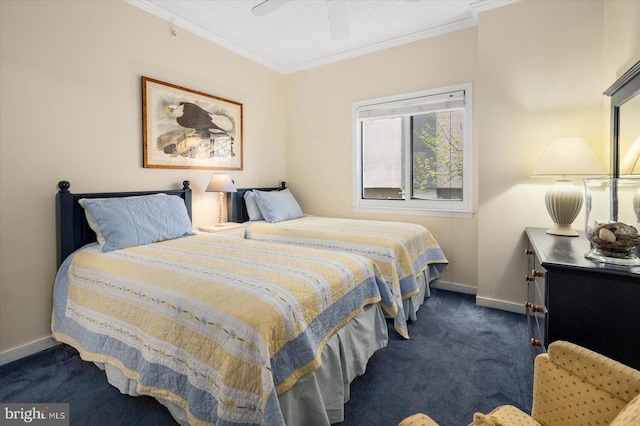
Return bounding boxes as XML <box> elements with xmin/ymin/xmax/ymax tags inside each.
<box><xmin>246</xmin><ymin>216</ymin><xmax>449</xmax><ymax>338</ymax></box>
<box><xmin>52</xmin><ymin>234</ymin><xmax>395</xmax><ymax>426</ymax></box>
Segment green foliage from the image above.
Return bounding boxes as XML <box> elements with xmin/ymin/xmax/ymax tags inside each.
<box><xmin>413</xmin><ymin>112</ymin><xmax>463</xmax><ymax>194</ymax></box>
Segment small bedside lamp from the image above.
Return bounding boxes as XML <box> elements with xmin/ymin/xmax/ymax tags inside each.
<box><xmin>531</xmin><ymin>136</ymin><xmax>607</xmax><ymax>236</ymax></box>
<box><xmin>206</xmin><ymin>174</ymin><xmax>237</xmax><ymax>226</ymax></box>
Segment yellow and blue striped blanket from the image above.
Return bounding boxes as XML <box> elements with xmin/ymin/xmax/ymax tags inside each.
<box><xmin>246</xmin><ymin>216</ymin><xmax>449</xmax><ymax>338</ymax></box>
<box><xmin>52</xmin><ymin>234</ymin><xmax>395</xmax><ymax>426</ymax></box>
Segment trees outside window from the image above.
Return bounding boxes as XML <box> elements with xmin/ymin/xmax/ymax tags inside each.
<box><xmin>353</xmin><ymin>84</ymin><xmax>472</xmax><ymax>217</ymax></box>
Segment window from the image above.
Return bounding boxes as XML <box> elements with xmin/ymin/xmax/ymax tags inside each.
<box><xmin>353</xmin><ymin>83</ymin><xmax>473</xmax><ymax>218</ymax></box>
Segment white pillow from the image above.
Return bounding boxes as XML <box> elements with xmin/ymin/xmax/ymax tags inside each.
<box><xmin>253</xmin><ymin>188</ymin><xmax>304</xmax><ymax>223</ymax></box>
<box><xmin>243</xmin><ymin>191</ymin><xmax>264</xmax><ymax>221</ymax></box>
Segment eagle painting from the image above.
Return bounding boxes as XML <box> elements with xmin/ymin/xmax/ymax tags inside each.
<box><xmin>157</xmin><ymin>101</ymin><xmax>236</xmax><ymax>159</ymax></box>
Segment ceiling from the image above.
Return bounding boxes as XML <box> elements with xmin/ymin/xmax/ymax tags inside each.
<box><xmin>129</xmin><ymin>0</ymin><xmax>518</xmax><ymax>74</ymax></box>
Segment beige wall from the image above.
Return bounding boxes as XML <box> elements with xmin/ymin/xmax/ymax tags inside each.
<box><xmin>476</xmin><ymin>0</ymin><xmax>638</xmax><ymax>309</ymax></box>
<box><xmin>604</xmin><ymin>0</ymin><xmax>640</xmax><ymax>84</ymax></box>
<box><xmin>2</xmin><ymin>0</ymin><xmax>639</xmax><ymax>357</ymax></box>
<box><xmin>603</xmin><ymin>0</ymin><xmax>640</xmax><ymax>171</ymax></box>
<box><xmin>0</xmin><ymin>1</ymin><xmax>286</xmax><ymax>354</ymax></box>
<box><xmin>476</xmin><ymin>0</ymin><xmax>607</xmax><ymax>307</ymax></box>
<box><xmin>284</xmin><ymin>28</ymin><xmax>479</xmax><ymax>290</ymax></box>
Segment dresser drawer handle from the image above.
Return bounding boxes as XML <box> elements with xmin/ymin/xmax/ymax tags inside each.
<box><xmin>525</xmin><ymin>249</ymin><xmax>534</xmax><ymax>255</ymax></box>
<box><xmin>530</xmin><ymin>338</ymin><xmax>542</xmax><ymax>347</ymax></box>
<box><xmin>525</xmin><ymin>275</ymin><xmax>535</xmax><ymax>282</ymax></box>
<box><xmin>531</xmin><ymin>269</ymin><xmax>544</xmax><ymax>278</ymax></box>
<box><xmin>524</xmin><ymin>302</ymin><xmax>544</xmax><ymax>312</ymax></box>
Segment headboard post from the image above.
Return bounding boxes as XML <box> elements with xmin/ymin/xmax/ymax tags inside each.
<box><xmin>182</xmin><ymin>180</ymin><xmax>193</xmax><ymax>220</ymax></box>
<box><xmin>56</xmin><ymin>181</ymin><xmax>76</xmax><ymax>267</ymax></box>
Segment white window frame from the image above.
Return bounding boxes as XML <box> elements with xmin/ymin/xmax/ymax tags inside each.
<box><xmin>352</xmin><ymin>83</ymin><xmax>473</xmax><ymax>218</ymax></box>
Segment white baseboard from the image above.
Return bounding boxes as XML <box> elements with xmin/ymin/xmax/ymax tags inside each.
<box><xmin>0</xmin><ymin>336</ymin><xmax>60</xmax><ymax>366</ymax></box>
<box><xmin>431</xmin><ymin>281</ymin><xmax>526</xmax><ymax>315</ymax></box>
<box><xmin>430</xmin><ymin>280</ymin><xmax>477</xmax><ymax>295</ymax></box>
<box><xmin>476</xmin><ymin>295</ymin><xmax>526</xmax><ymax>315</ymax></box>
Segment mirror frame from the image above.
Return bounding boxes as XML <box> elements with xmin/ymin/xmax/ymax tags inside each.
<box><xmin>604</xmin><ymin>60</ymin><xmax>640</xmax><ymax>178</ymax></box>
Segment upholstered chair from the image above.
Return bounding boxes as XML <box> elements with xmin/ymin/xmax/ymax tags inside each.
<box><xmin>399</xmin><ymin>340</ymin><xmax>640</xmax><ymax>426</ymax></box>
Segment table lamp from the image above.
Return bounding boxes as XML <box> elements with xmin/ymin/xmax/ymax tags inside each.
<box><xmin>206</xmin><ymin>174</ymin><xmax>237</xmax><ymax>226</ymax></box>
<box><xmin>531</xmin><ymin>136</ymin><xmax>607</xmax><ymax>236</ymax></box>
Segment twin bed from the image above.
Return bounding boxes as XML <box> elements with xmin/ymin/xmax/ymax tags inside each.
<box><xmin>229</xmin><ymin>183</ymin><xmax>449</xmax><ymax>338</ymax></box>
<box><xmin>52</xmin><ymin>180</ymin><xmax>448</xmax><ymax>426</ymax></box>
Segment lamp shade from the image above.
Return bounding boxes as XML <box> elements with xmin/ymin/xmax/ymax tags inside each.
<box><xmin>620</xmin><ymin>136</ymin><xmax>640</xmax><ymax>175</ymax></box>
<box><xmin>531</xmin><ymin>136</ymin><xmax>608</xmax><ymax>177</ymax></box>
<box><xmin>206</xmin><ymin>174</ymin><xmax>237</xmax><ymax>193</ymax></box>
<box><xmin>531</xmin><ymin>136</ymin><xmax>607</xmax><ymax>237</ymax></box>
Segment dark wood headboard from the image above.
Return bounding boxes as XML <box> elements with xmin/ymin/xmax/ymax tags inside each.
<box><xmin>55</xmin><ymin>180</ymin><xmax>192</xmax><ymax>267</ymax></box>
<box><xmin>228</xmin><ymin>182</ymin><xmax>286</xmax><ymax>223</ymax></box>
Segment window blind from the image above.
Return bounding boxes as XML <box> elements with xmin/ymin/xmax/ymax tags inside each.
<box><xmin>357</xmin><ymin>90</ymin><xmax>465</xmax><ymax>120</ymax></box>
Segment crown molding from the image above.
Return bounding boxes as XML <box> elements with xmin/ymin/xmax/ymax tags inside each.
<box><xmin>128</xmin><ymin>0</ymin><xmax>516</xmax><ymax>75</ymax></box>
<box><xmin>469</xmin><ymin>0</ymin><xmax>521</xmax><ymax>19</ymax></box>
<box><xmin>127</xmin><ymin>0</ymin><xmax>287</xmax><ymax>73</ymax></box>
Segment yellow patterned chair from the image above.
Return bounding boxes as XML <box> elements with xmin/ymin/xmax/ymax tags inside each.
<box><xmin>399</xmin><ymin>341</ymin><xmax>640</xmax><ymax>426</ymax></box>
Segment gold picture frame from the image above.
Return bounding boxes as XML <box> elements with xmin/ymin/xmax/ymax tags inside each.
<box><xmin>142</xmin><ymin>76</ymin><xmax>243</xmax><ymax>170</ymax></box>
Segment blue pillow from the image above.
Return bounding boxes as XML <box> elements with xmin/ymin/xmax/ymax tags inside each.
<box><xmin>243</xmin><ymin>191</ymin><xmax>264</xmax><ymax>221</ymax></box>
<box><xmin>78</xmin><ymin>193</ymin><xmax>193</xmax><ymax>252</ymax></box>
<box><xmin>253</xmin><ymin>188</ymin><xmax>304</xmax><ymax>223</ymax></box>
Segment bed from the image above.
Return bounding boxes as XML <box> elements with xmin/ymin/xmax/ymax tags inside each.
<box><xmin>228</xmin><ymin>183</ymin><xmax>449</xmax><ymax>339</ymax></box>
<box><xmin>51</xmin><ymin>180</ymin><xmax>395</xmax><ymax>426</ymax></box>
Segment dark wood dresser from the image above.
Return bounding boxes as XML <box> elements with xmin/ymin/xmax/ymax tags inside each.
<box><xmin>524</xmin><ymin>227</ymin><xmax>640</xmax><ymax>370</ymax></box>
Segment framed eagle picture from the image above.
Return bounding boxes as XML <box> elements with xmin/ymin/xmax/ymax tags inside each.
<box><xmin>142</xmin><ymin>76</ymin><xmax>243</xmax><ymax>170</ymax></box>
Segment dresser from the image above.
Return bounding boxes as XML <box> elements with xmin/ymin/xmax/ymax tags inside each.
<box><xmin>524</xmin><ymin>227</ymin><xmax>640</xmax><ymax>369</ymax></box>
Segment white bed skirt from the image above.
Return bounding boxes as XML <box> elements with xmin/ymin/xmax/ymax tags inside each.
<box><xmin>96</xmin><ymin>303</ymin><xmax>388</xmax><ymax>426</ymax></box>
<box><xmin>403</xmin><ymin>266</ymin><xmax>440</xmax><ymax>322</ymax></box>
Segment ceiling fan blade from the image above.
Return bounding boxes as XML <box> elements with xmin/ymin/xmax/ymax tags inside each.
<box><xmin>327</xmin><ymin>0</ymin><xmax>349</xmax><ymax>40</ymax></box>
<box><xmin>251</xmin><ymin>0</ymin><xmax>292</xmax><ymax>16</ymax></box>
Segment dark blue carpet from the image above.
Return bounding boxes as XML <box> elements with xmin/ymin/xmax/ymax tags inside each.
<box><xmin>338</xmin><ymin>288</ymin><xmax>534</xmax><ymax>425</ymax></box>
<box><xmin>0</xmin><ymin>289</ymin><xmax>533</xmax><ymax>425</ymax></box>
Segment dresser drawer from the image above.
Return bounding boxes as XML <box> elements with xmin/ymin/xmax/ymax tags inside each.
<box><xmin>524</xmin><ymin>246</ymin><xmax>547</xmax><ymax>359</ymax></box>
<box><xmin>524</xmin><ymin>227</ymin><xmax>640</xmax><ymax>370</ymax></box>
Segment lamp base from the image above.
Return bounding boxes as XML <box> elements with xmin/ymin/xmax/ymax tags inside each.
<box><xmin>546</xmin><ymin>224</ymin><xmax>579</xmax><ymax>237</ymax></box>
<box><xmin>214</xmin><ymin>222</ymin><xmax>227</xmax><ymax>227</ymax></box>
<box><xmin>544</xmin><ymin>179</ymin><xmax>583</xmax><ymax>238</ymax></box>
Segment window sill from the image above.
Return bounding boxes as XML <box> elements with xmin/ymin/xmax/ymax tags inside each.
<box><xmin>352</xmin><ymin>205</ymin><xmax>474</xmax><ymax>219</ymax></box>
